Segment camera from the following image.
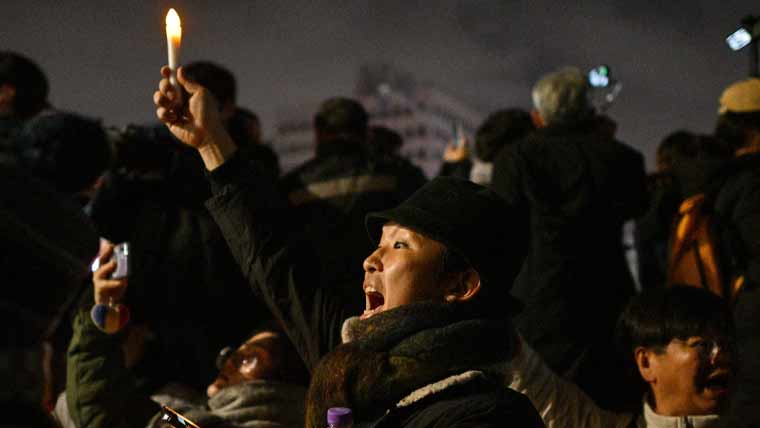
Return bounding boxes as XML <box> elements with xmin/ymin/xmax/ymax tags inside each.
<box><xmin>90</xmin><ymin>242</ymin><xmax>129</xmax><ymax>279</ymax></box>
<box><xmin>587</xmin><ymin>64</ymin><xmax>622</xmax><ymax>113</ymax></box>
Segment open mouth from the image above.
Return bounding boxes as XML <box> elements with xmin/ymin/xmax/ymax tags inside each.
<box><xmin>362</xmin><ymin>287</ymin><xmax>385</xmax><ymax>320</ymax></box>
<box><xmin>703</xmin><ymin>371</ymin><xmax>732</xmax><ymax>395</ymax></box>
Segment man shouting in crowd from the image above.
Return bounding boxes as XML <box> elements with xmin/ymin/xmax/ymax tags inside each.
<box><xmin>153</xmin><ymin>66</ymin><xmax>544</xmax><ymax>428</ymax></box>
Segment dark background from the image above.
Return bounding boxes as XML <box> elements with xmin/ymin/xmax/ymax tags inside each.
<box><xmin>3</xmin><ymin>0</ymin><xmax>756</xmax><ymax>167</ymax></box>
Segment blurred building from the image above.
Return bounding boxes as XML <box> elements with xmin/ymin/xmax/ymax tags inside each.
<box><xmin>272</xmin><ymin>63</ymin><xmax>483</xmax><ymax>177</ymax></box>
<box><xmin>272</xmin><ymin>101</ymin><xmax>320</xmax><ymax>173</ymax></box>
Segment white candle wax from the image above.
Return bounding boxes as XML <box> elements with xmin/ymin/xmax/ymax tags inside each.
<box><xmin>165</xmin><ymin>8</ymin><xmax>182</xmax><ymax>88</ymax></box>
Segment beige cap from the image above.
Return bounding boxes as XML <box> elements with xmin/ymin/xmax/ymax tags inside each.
<box><xmin>719</xmin><ymin>78</ymin><xmax>760</xmax><ymax>114</ymax></box>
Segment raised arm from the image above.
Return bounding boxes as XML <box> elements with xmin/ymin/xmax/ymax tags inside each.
<box><xmin>504</xmin><ymin>334</ymin><xmax>634</xmax><ymax>428</ymax></box>
<box><xmin>153</xmin><ymin>67</ymin><xmax>350</xmax><ymax>371</ymax></box>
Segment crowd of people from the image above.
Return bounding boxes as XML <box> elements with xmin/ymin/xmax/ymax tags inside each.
<box><xmin>1</xmin><ymin>49</ymin><xmax>759</xmax><ymax>428</ymax></box>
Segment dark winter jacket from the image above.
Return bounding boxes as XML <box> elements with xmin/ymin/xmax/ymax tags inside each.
<box><xmin>702</xmin><ymin>153</ymin><xmax>760</xmax><ymax>428</ymax></box>
<box><xmin>279</xmin><ymin>138</ymin><xmax>426</xmax><ymax>295</ymax></box>
<box><xmin>489</xmin><ymin>121</ymin><xmax>647</xmax><ymax>409</ymax></box>
<box><xmin>65</xmin><ymin>308</ymin><xmax>307</xmax><ymax>428</ymax></box>
<box><xmin>205</xmin><ymin>153</ymin><xmax>544</xmax><ymax>428</ymax></box>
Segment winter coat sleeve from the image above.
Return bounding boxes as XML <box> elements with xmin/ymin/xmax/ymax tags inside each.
<box><xmin>505</xmin><ymin>335</ymin><xmax>634</xmax><ymax>428</ymax></box>
<box><xmin>66</xmin><ymin>309</ymin><xmax>158</xmax><ymax>428</ymax></box>
<box><xmin>204</xmin><ymin>153</ymin><xmax>350</xmax><ymax>372</ymax></box>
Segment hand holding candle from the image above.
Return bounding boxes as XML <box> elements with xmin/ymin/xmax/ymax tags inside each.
<box><xmin>165</xmin><ymin>8</ymin><xmax>182</xmax><ymax>88</ymax></box>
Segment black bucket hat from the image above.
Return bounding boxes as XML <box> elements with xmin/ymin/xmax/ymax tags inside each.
<box><xmin>366</xmin><ymin>176</ymin><xmax>526</xmax><ymax>315</ymax></box>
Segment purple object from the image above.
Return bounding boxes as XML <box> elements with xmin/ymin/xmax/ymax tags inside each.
<box><xmin>327</xmin><ymin>407</ymin><xmax>353</xmax><ymax>427</ymax></box>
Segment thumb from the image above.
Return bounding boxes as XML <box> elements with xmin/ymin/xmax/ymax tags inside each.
<box><xmin>177</xmin><ymin>66</ymin><xmax>201</xmax><ymax>94</ymax></box>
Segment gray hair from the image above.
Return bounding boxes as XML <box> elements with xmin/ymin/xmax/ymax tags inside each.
<box><xmin>531</xmin><ymin>67</ymin><xmax>592</xmax><ymax>126</ymax></box>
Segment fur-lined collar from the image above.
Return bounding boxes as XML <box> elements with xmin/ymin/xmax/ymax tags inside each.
<box><xmin>396</xmin><ymin>371</ymin><xmax>486</xmax><ymax>408</ymax></box>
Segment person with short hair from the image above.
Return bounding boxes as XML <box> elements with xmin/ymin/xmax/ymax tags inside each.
<box><xmin>490</xmin><ymin>66</ymin><xmax>648</xmax><ymax>409</ymax></box>
<box><xmin>154</xmin><ymin>66</ymin><xmax>544</xmax><ymax>428</ymax></box>
<box><xmin>506</xmin><ymin>286</ymin><xmax>735</xmax><ymax>428</ymax></box>
<box><xmin>279</xmin><ymin>97</ymin><xmax>427</xmax><ymax>294</ymax></box>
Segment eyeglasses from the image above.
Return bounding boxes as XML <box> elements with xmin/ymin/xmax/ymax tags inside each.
<box><xmin>152</xmin><ymin>406</ymin><xmax>202</xmax><ymax>428</ymax></box>
<box><xmin>215</xmin><ymin>345</ymin><xmax>258</xmax><ymax>373</ymax></box>
<box><xmin>685</xmin><ymin>338</ymin><xmax>735</xmax><ymax>362</ymax></box>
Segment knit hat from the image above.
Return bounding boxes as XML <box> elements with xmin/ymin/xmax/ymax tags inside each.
<box><xmin>366</xmin><ymin>177</ymin><xmax>526</xmax><ymax>314</ymax></box>
<box><xmin>718</xmin><ymin>78</ymin><xmax>760</xmax><ymax>114</ymax></box>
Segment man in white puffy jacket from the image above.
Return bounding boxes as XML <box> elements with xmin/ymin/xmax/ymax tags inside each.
<box><xmin>507</xmin><ymin>286</ymin><xmax>734</xmax><ymax>428</ymax></box>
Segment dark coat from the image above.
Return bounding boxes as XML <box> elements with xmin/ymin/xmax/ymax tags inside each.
<box><xmin>704</xmin><ymin>153</ymin><xmax>760</xmax><ymax>428</ymax></box>
<box><xmin>364</xmin><ymin>373</ymin><xmax>543</xmax><ymax>428</ymax></box>
<box><xmin>279</xmin><ymin>139</ymin><xmax>426</xmax><ymax>293</ymax></box>
<box><xmin>205</xmin><ymin>153</ymin><xmax>543</xmax><ymax>428</ymax></box>
<box><xmin>489</xmin><ymin>121</ymin><xmax>647</xmax><ymax>409</ymax></box>
<box><xmin>87</xmin><ymin>149</ymin><xmax>263</xmax><ymax>390</ymax></box>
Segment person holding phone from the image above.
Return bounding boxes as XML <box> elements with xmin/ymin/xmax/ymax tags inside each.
<box><xmin>61</xmin><ymin>241</ymin><xmax>309</xmax><ymax>428</ymax></box>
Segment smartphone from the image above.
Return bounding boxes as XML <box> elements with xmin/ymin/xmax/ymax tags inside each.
<box><xmin>587</xmin><ymin>65</ymin><xmax>622</xmax><ymax>113</ymax></box>
<box><xmin>452</xmin><ymin>122</ymin><xmax>465</xmax><ymax>148</ymax></box>
<box><xmin>726</xmin><ymin>27</ymin><xmax>753</xmax><ymax>51</ymax></box>
<box><xmin>152</xmin><ymin>406</ymin><xmax>202</xmax><ymax>428</ymax></box>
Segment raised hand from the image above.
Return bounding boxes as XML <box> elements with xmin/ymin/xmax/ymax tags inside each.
<box><xmin>153</xmin><ymin>66</ymin><xmax>237</xmax><ymax>170</ymax></box>
<box><xmin>93</xmin><ymin>242</ymin><xmax>128</xmax><ymax>305</ymax></box>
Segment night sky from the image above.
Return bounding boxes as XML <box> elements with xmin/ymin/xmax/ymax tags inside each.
<box><xmin>4</xmin><ymin>0</ymin><xmax>757</xmax><ymax>167</ymax></box>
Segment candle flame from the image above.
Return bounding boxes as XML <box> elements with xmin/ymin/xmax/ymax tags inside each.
<box><xmin>165</xmin><ymin>8</ymin><xmax>182</xmax><ymax>41</ymax></box>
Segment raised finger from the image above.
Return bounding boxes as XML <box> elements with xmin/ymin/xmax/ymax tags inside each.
<box><xmin>161</xmin><ymin>65</ymin><xmax>172</xmax><ymax>78</ymax></box>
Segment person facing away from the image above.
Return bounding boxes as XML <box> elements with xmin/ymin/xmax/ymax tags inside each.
<box><xmin>278</xmin><ymin>98</ymin><xmax>427</xmax><ymax>295</ymax></box>
<box><xmin>489</xmin><ymin>66</ymin><xmax>648</xmax><ymax>410</ymax></box>
<box><xmin>366</xmin><ymin>125</ymin><xmax>427</xmax><ymax>181</ymax></box>
<box><xmin>634</xmin><ymin>130</ymin><xmax>698</xmax><ymax>293</ymax></box>
<box><xmin>62</xmin><ymin>241</ymin><xmax>309</xmax><ymax>428</ymax></box>
<box><xmin>437</xmin><ymin>108</ymin><xmax>535</xmax><ymax>187</ymax></box>
<box><xmin>153</xmin><ymin>65</ymin><xmax>544</xmax><ymax>428</ymax></box>
<box><xmin>183</xmin><ymin>61</ymin><xmax>279</xmax><ymax>179</ymax></box>
<box><xmin>505</xmin><ymin>285</ymin><xmax>735</xmax><ymax>428</ymax></box>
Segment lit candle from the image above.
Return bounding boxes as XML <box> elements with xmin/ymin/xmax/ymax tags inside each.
<box><xmin>165</xmin><ymin>8</ymin><xmax>182</xmax><ymax>88</ymax></box>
